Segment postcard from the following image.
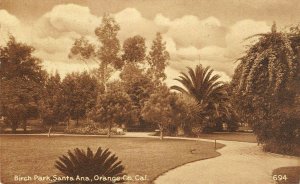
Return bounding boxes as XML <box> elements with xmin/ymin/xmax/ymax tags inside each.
<box><xmin>0</xmin><ymin>0</ymin><xmax>299</xmax><ymax>183</ymax></box>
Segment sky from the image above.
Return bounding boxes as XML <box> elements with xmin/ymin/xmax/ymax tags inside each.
<box><xmin>1</xmin><ymin>0</ymin><xmax>300</xmax><ymax>86</ymax></box>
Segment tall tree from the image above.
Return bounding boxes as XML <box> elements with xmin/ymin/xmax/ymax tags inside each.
<box><xmin>61</xmin><ymin>72</ymin><xmax>98</xmax><ymax>126</ymax></box>
<box><xmin>171</xmin><ymin>65</ymin><xmax>229</xmax><ymax>131</ymax></box>
<box><xmin>69</xmin><ymin>14</ymin><xmax>122</xmax><ymax>91</ymax></box>
<box><xmin>41</xmin><ymin>72</ymin><xmax>63</xmax><ymax>136</ymax></box>
<box><xmin>231</xmin><ymin>24</ymin><xmax>300</xmax><ymax>154</ymax></box>
<box><xmin>141</xmin><ymin>85</ymin><xmax>175</xmax><ymax>140</ymax></box>
<box><xmin>120</xmin><ymin>64</ymin><xmax>155</xmax><ymax>128</ymax></box>
<box><xmin>147</xmin><ymin>32</ymin><xmax>170</xmax><ymax>82</ymax></box>
<box><xmin>122</xmin><ymin>35</ymin><xmax>146</xmax><ymax>63</ymax></box>
<box><xmin>0</xmin><ymin>36</ymin><xmax>46</xmax><ymax>133</ymax></box>
<box><xmin>91</xmin><ymin>82</ymin><xmax>135</xmax><ymax>137</ymax></box>
<box><xmin>120</xmin><ymin>35</ymin><xmax>157</xmax><ymax>129</ymax></box>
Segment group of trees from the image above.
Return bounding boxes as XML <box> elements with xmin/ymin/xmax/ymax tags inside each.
<box><xmin>0</xmin><ymin>14</ymin><xmax>237</xmax><ymax>139</ymax></box>
<box><xmin>67</xmin><ymin>14</ymin><xmax>173</xmax><ymax>137</ymax></box>
<box><xmin>41</xmin><ymin>72</ymin><xmax>98</xmax><ymax>130</ymax></box>
<box><xmin>0</xmin><ymin>36</ymin><xmax>45</xmax><ymax>133</ymax></box>
<box><xmin>0</xmin><ymin>38</ymin><xmax>98</xmax><ymax>133</ymax></box>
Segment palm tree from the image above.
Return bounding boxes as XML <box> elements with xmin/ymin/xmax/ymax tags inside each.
<box><xmin>171</xmin><ymin>65</ymin><xmax>229</xmax><ymax>131</ymax></box>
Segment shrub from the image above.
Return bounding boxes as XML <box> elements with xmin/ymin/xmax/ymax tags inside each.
<box><xmin>259</xmin><ymin>116</ymin><xmax>300</xmax><ymax>156</ymax></box>
<box><xmin>54</xmin><ymin>147</ymin><xmax>126</xmax><ymax>183</ymax></box>
<box><xmin>64</xmin><ymin>123</ymin><xmax>124</xmax><ymax>135</ymax></box>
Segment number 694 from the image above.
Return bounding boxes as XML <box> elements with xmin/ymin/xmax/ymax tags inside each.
<box><xmin>272</xmin><ymin>175</ymin><xmax>288</xmax><ymax>181</ymax></box>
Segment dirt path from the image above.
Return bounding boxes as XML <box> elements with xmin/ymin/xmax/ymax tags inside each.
<box><xmin>154</xmin><ymin>139</ymin><xmax>300</xmax><ymax>184</ymax></box>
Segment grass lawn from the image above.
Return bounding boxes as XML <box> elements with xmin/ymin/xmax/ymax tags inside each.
<box><xmin>272</xmin><ymin>166</ymin><xmax>300</xmax><ymax>184</ymax></box>
<box><xmin>197</xmin><ymin>132</ymin><xmax>257</xmax><ymax>143</ymax></box>
<box><xmin>0</xmin><ymin>135</ymin><xmax>224</xmax><ymax>184</ymax></box>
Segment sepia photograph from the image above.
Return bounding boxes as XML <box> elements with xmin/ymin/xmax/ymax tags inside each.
<box><xmin>0</xmin><ymin>0</ymin><xmax>299</xmax><ymax>183</ymax></box>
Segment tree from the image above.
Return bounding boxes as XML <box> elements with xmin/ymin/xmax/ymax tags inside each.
<box><xmin>120</xmin><ymin>35</ymin><xmax>156</xmax><ymax>129</ymax></box>
<box><xmin>172</xmin><ymin>94</ymin><xmax>203</xmax><ymax>135</ymax></box>
<box><xmin>0</xmin><ymin>36</ymin><xmax>46</xmax><ymax>133</ymax></box>
<box><xmin>171</xmin><ymin>65</ymin><xmax>230</xmax><ymax>132</ymax></box>
<box><xmin>120</xmin><ymin>63</ymin><xmax>155</xmax><ymax>128</ymax></box>
<box><xmin>91</xmin><ymin>82</ymin><xmax>135</xmax><ymax>137</ymax></box>
<box><xmin>147</xmin><ymin>32</ymin><xmax>170</xmax><ymax>82</ymax></box>
<box><xmin>231</xmin><ymin>24</ymin><xmax>300</xmax><ymax>154</ymax></box>
<box><xmin>61</xmin><ymin>72</ymin><xmax>98</xmax><ymax>126</ymax></box>
<box><xmin>69</xmin><ymin>14</ymin><xmax>122</xmax><ymax>91</ymax></box>
<box><xmin>122</xmin><ymin>35</ymin><xmax>146</xmax><ymax>63</ymax></box>
<box><xmin>141</xmin><ymin>85</ymin><xmax>175</xmax><ymax>140</ymax></box>
<box><xmin>41</xmin><ymin>72</ymin><xmax>63</xmax><ymax>136</ymax></box>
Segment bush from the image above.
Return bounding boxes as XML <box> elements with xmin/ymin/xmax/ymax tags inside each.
<box><xmin>64</xmin><ymin>123</ymin><xmax>124</xmax><ymax>135</ymax></box>
<box><xmin>54</xmin><ymin>147</ymin><xmax>126</xmax><ymax>183</ymax></box>
<box><xmin>255</xmin><ymin>113</ymin><xmax>300</xmax><ymax>156</ymax></box>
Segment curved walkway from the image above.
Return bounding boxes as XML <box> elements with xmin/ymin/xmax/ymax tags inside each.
<box><xmin>154</xmin><ymin>139</ymin><xmax>300</xmax><ymax>184</ymax></box>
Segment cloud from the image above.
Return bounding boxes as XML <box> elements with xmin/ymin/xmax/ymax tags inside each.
<box><xmin>0</xmin><ymin>5</ymin><xmax>271</xmax><ymax>87</ymax></box>
<box><xmin>42</xmin><ymin>60</ymin><xmax>98</xmax><ymax>78</ymax></box>
<box><xmin>0</xmin><ymin>10</ymin><xmax>30</xmax><ymax>44</ymax></box>
<box><xmin>35</xmin><ymin>4</ymin><xmax>101</xmax><ymax>38</ymax></box>
<box><xmin>156</xmin><ymin>14</ymin><xmax>227</xmax><ymax>48</ymax></box>
<box><xmin>166</xmin><ymin>42</ymin><xmax>234</xmax><ymax>77</ymax></box>
<box><xmin>114</xmin><ymin>8</ymin><xmax>162</xmax><ymax>43</ymax></box>
<box><xmin>225</xmin><ymin>19</ymin><xmax>270</xmax><ymax>58</ymax></box>
<box><xmin>165</xmin><ymin>61</ymin><xmax>231</xmax><ymax>89</ymax></box>
<box><xmin>0</xmin><ymin>10</ymin><xmax>20</xmax><ymax>28</ymax></box>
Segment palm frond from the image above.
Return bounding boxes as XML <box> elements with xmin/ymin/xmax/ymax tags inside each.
<box><xmin>54</xmin><ymin>147</ymin><xmax>126</xmax><ymax>183</ymax></box>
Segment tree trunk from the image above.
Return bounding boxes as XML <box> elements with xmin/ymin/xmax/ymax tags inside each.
<box><xmin>48</xmin><ymin>125</ymin><xmax>52</xmax><ymax>137</ymax></box>
<box><xmin>107</xmin><ymin>124</ymin><xmax>111</xmax><ymax>138</ymax></box>
<box><xmin>66</xmin><ymin>114</ymin><xmax>70</xmax><ymax>129</ymax></box>
<box><xmin>99</xmin><ymin>62</ymin><xmax>108</xmax><ymax>92</ymax></box>
<box><xmin>159</xmin><ymin>125</ymin><xmax>164</xmax><ymax>140</ymax></box>
<box><xmin>23</xmin><ymin>120</ymin><xmax>27</xmax><ymax>133</ymax></box>
<box><xmin>12</xmin><ymin>121</ymin><xmax>17</xmax><ymax>133</ymax></box>
<box><xmin>160</xmin><ymin>130</ymin><xmax>163</xmax><ymax>140</ymax></box>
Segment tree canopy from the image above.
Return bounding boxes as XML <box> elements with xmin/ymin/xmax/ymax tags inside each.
<box><xmin>147</xmin><ymin>32</ymin><xmax>170</xmax><ymax>82</ymax></box>
<box><xmin>0</xmin><ymin>36</ymin><xmax>46</xmax><ymax>132</ymax></box>
<box><xmin>231</xmin><ymin>24</ymin><xmax>300</xmax><ymax>155</ymax></box>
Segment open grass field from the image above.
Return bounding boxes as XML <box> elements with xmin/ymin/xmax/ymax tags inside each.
<box><xmin>0</xmin><ymin>135</ymin><xmax>224</xmax><ymax>184</ymax></box>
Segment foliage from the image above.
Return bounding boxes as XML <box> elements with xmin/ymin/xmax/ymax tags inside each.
<box><xmin>61</xmin><ymin>72</ymin><xmax>98</xmax><ymax>125</ymax></box>
<box><xmin>122</xmin><ymin>35</ymin><xmax>146</xmax><ymax>63</ymax></box>
<box><xmin>171</xmin><ymin>65</ymin><xmax>231</xmax><ymax>131</ymax></box>
<box><xmin>171</xmin><ymin>94</ymin><xmax>203</xmax><ymax>135</ymax></box>
<box><xmin>231</xmin><ymin>24</ymin><xmax>300</xmax><ymax>155</ymax></box>
<box><xmin>120</xmin><ymin>34</ymin><xmax>156</xmax><ymax>129</ymax></box>
<box><xmin>54</xmin><ymin>147</ymin><xmax>125</xmax><ymax>183</ymax></box>
<box><xmin>91</xmin><ymin>82</ymin><xmax>136</xmax><ymax>137</ymax></box>
<box><xmin>64</xmin><ymin>123</ymin><xmax>124</xmax><ymax>135</ymax></box>
<box><xmin>41</xmin><ymin>73</ymin><xmax>63</xmax><ymax>128</ymax></box>
<box><xmin>120</xmin><ymin>63</ymin><xmax>155</xmax><ymax>127</ymax></box>
<box><xmin>69</xmin><ymin>37</ymin><xmax>95</xmax><ymax>60</ymax></box>
<box><xmin>69</xmin><ymin>14</ymin><xmax>122</xmax><ymax>91</ymax></box>
<box><xmin>141</xmin><ymin>85</ymin><xmax>175</xmax><ymax>139</ymax></box>
<box><xmin>0</xmin><ymin>36</ymin><xmax>46</xmax><ymax>132</ymax></box>
<box><xmin>95</xmin><ymin>14</ymin><xmax>123</xmax><ymax>70</ymax></box>
<box><xmin>147</xmin><ymin>32</ymin><xmax>170</xmax><ymax>82</ymax></box>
